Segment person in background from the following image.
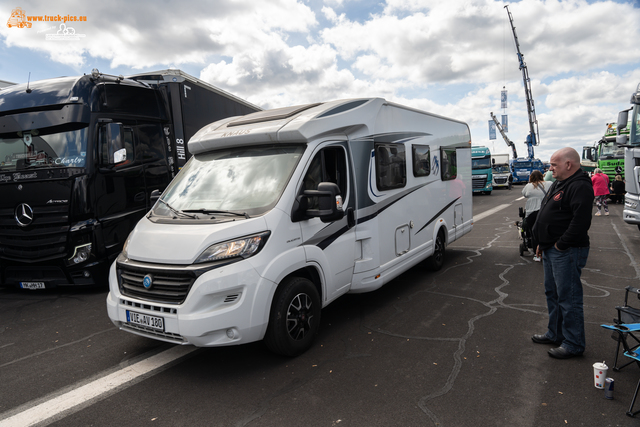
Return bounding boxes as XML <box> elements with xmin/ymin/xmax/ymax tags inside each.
<box><xmin>544</xmin><ymin>168</ymin><xmax>555</xmax><ymax>182</ymax></box>
<box><xmin>532</xmin><ymin>147</ymin><xmax>593</xmax><ymax>359</ymax></box>
<box><xmin>521</xmin><ymin>170</ymin><xmax>550</xmax><ymax>262</ymax></box>
<box><xmin>610</xmin><ymin>174</ymin><xmax>625</xmax><ymax>204</ymax></box>
<box><xmin>591</xmin><ymin>168</ymin><xmax>610</xmax><ymax>216</ymax></box>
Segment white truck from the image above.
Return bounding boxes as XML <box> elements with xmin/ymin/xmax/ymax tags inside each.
<box><xmin>616</xmin><ymin>82</ymin><xmax>640</xmax><ymax>230</ymax></box>
<box><xmin>491</xmin><ymin>153</ymin><xmax>511</xmax><ymax>188</ymax></box>
<box><xmin>106</xmin><ymin>98</ymin><xmax>473</xmax><ymax>356</ymax></box>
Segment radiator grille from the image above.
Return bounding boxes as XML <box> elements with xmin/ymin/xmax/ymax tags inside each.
<box><xmin>118</xmin><ymin>266</ymin><xmax>196</xmax><ymax>304</ymax></box>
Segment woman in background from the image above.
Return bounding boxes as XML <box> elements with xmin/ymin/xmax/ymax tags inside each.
<box><xmin>522</xmin><ymin>170</ymin><xmax>551</xmax><ymax>262</ymax></box>
<box><xmin>610</xmin><ymin>174</ymin><xmax>625</xmax><ymax>204</ymax></box>
<box><xmin>592</xmin><ymin>168</ymin><xmax>610</xmax><ymax>216</ymax></box>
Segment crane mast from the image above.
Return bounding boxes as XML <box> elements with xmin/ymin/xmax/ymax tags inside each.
<box><xmin>491</xmin><ymin>112</ymin><xmax>518</xmax><ymax>159</ymax></box>
<box><xmin>505</xmin><ymin>5</ymin><xmax>540</xmax><ymax>159</ymax></box>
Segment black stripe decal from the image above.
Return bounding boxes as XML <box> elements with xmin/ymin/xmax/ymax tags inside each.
<box><xmin>415</xmin><ymin>197</ymin><xmax>461</xmax><ymax>235</ymax></box>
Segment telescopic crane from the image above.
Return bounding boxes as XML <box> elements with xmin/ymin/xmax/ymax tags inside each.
<box><xmin>505</xmin><ymin>4</ymin><xmax>540</xmax><ymax>160</ymax></box>
<box><xmin>490</xmin><ymin>111</ymin><xmax>518</xmax><ymax>159</ymax></box>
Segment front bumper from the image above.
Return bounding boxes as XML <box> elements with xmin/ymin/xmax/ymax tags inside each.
<box><xmin>106</xmin><ymin>258</ymin><xmax>273</xmax><ymax>347</ymax></box>
<box><xmin>1</xmin><ymin>258</ymin><xmax>108</xmax><ymax>289</ymax></box>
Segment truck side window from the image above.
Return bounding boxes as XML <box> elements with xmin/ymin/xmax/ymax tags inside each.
<box><xmin>412</xmin><ymin>145</ymin><xmax>430</xmax><ymax>177</ymax></box>
<box><xmin>375</xmin><ymin>143</ymin><xmax>406</xmax><ymax>190</ymax></box>
<box><xmin>136</xmin><ymin>123</ymin><xmax>165</xmax><ymax>162</ymax></box>
<box><xmin>302</xmin><ymin>146</ymin><xmax>348</xmax><ymax>209</ymax></box>
<box><xmin>440</xmin><ymin>147</ymin><xmax>457</xmax><ymax>181</ymax></box>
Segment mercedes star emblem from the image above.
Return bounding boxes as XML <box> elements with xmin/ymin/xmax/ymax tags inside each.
<box><xmin>15</xmin><ymin>203</ymin><xmax>34</xmax><ymax>227</ymax></box>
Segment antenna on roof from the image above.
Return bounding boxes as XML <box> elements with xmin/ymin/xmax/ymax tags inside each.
<box><xmin>26</xmin><ymin>72</ymin><xmax>32</xmax><ymax>93</ymax></box>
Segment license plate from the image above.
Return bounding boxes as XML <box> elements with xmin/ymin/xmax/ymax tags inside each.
<box><xmin>126</xmin><ymin>310</ymin><xmax>164</xmax><ymax>331</ymax></box>
<box><xmin>20</xmin><ymin>282</ymin><xmax>45</xmax><ymax>290</ymax></box>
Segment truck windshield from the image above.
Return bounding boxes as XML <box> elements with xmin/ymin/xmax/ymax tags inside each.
<box><xmin>600</xmin><ymin>141</ymin><xmax>625</xmax><ymax>159</ymax></box>
<box><xmin>472</xmin><ymin>157</ymin><xmax>491</xmax><ymax>170</ymax></box>
<box><xmin>0</xmin><ymin>126</ymin><xmax>88</xmax><ymax>171</ymax></box>
<box><xmin>154</xmin><ymin>145</ymin><xmax>305</xmax><ymax>218</ymax></box>
<box><xmin>514</xmin><ymin>162</ymin><xmax>532</xmax><ymax>168</ymax></box>
<box><xmin>493</xmin><ymin>165</ymin><xmax>509</xmax><ymax>173</ymax></box>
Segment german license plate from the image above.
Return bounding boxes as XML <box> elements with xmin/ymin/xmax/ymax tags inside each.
<box><xmin>20</xmin><ymin>282</ymin><xmax>45</xmax><ymax>290</ymax></box>
<box><xmin>126</xmin><ymin>310</ymin><xmax>164</xmax><ymax>331</ymax></box>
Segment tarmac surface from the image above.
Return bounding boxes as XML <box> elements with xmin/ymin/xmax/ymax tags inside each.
<box><xmin>1</xmin><ymin>188</ymin><xmax>640</xmax><ymax>426</ymax></box>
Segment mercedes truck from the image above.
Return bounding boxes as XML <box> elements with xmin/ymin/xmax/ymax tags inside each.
<box><xmin>0</xmin><ymin>69</ymin><xmax>260</xmax><ymax>289</ymax></box>
<box><xmin>616</xmin><ymin>82</ymin><xmax>640</xmax><ymax>230</ymax></box>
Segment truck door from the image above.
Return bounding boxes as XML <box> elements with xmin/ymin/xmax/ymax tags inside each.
<box><xmin>95</xmin><ymin>121</ymin><xmax>148</xmax><ymax>260</ymax></box>
<box><xmin>298</xmin><ymin>142</ymin><xmax>356</xmax><ymax>300</ymax></box>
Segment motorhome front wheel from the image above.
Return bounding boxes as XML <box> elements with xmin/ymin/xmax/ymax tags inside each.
<box><xmin>265</xmin><ymin>277</ymin><xmax>321</xmax><ymax>357</ymax></box>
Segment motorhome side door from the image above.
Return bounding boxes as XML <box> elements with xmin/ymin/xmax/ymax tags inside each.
<box><xmin>298</xmin><ymin>142</ymin><xmax>356</xmax><ymax>300</ymax></box>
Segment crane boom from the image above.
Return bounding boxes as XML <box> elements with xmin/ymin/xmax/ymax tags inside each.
<box><xmin>491</xmin><ymin>112</ymin><xmax>518</xmax><ymax>159</ymax></box>
<box><xmin>505</xmin><ymin>5</ymin><xmax>540</xmax><ymax>159</ymax></box>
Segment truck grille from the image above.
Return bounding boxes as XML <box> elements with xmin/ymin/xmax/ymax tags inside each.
<box><xmin>494</xmin><ymin>177</ymin><xmax>508</xmax><ymax>184</ymax></box>
<box><xmin>0</xmin><ymin>204</ymin><xmax>69</xmax><ymax>262</ymax></box>
<box><xmin>472</xmin><ymin>177</ymin><xmax>487</xmax><ymax>189</ymax></box>
<box><xmin>118</xmin><ymin>265</ymin><xmax>196</xmax><ymax>304</ymax></box>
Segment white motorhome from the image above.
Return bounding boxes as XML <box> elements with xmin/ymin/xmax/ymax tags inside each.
<box><xmin>106</xmin><ymin>98</ymin><xmax>473</xmax><ymax>356</ymax></box>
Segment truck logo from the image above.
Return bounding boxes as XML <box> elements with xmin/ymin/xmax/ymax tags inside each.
<box><xmin>6</xmin><ymin>7</ymin><xmax>32</xmax><ymax>28</ymax></box>
<box><xmin>432</xmin><ymin>155</ymin><xmax>439</xmax><ymax>175</ymax></box>
<box><xmin>15</xmin><ymin>203</ymin><xmax>34</xmax><ymax>227</ymax></box>
<box><xmin>143</xmin><ymin>274</ymin><xmax>153</xmax><ymax>289</ymax></box>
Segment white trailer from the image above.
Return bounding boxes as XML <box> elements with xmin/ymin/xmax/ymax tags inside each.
<box><xmin>106</xmin><ymin>98</ymin><xmax>473</xmax><ymax>356</ymax></box>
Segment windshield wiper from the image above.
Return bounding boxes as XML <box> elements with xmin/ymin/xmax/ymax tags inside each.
<box><xmin>182</xmin><ymin>209</ymin><xmax>250</xmax><ymax>219</ymax></box>
<box><xmin>158</xmin><ymin>199</ymin><xmax>197</xmax><ymax>219</ymax></box>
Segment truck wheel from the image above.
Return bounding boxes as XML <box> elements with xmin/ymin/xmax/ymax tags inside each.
<box><xmin>426</xmin><ymin>230</ymin><xmax>446</xmax><ymax>271</ymax></box>
<box><xmin>265</xmin><ymin>277</ymin><xmax>321</xmax><ymax>357</ymax></box>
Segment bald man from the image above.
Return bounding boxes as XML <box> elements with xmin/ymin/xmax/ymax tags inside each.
<box><xmin>531</xmin><ymin>147</ymin><xmax>594</xmax><ymax>359</ymax></box>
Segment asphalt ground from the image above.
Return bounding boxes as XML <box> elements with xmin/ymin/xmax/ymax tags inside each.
<box><xmin>1</xmin><ymin>188</ymin><xmax>640</xmax><ymax>426</ymax></box>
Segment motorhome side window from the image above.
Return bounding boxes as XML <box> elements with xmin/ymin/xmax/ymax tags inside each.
<box><xmin>302</xmin><ymin>146</ymin><xmax>348</xmax><ymax>208</ymax></box>
<box><xmin>412</xmin><ymin>145</ymin><xmax>430</xmax><ymax>177</ymax></box>
<box><xmin>375</xmin><ymin>143</ymin><xmax>406</xmax><ymax>190</ymax></box>
<box><xmin>440</xmin><ymin>147</ymin><xmax>457</xmax><ymax>181</ymax></box>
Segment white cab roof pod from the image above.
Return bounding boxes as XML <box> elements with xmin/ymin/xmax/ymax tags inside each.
<box><xmin>188</xmin><ymin>98</ymin><xmax>383</xmax><ymax>154</ymax></box>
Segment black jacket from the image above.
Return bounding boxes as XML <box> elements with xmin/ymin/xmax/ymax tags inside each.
<box><xmin>533</xmin><ymin>169</ymin><xmax>594</xmax><ymax>251</ymax></box>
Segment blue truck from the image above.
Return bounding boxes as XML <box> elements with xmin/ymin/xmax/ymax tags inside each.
<box><xmin>472</xmin><ymin>146</ymin><xmax>493</xmax><ymax>194</ymax></box>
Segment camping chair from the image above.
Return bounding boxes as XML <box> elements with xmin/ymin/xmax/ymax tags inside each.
<box><xmin>605</xmin><ymin>286</ymin><xmax>640</xmax><ymax>371</ymax></box>
<box><xmin>600</xmin><ymin>323</ymin><xmax>640</xmax><ymax>417</ymax></box>
<box><xmin>622</xmin><ymin>350</ymin><xmax>640</xmax><ymax>417</ymax></box>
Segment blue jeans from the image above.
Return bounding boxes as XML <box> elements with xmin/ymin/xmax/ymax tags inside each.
<box><xmin>542</xmin><ymin>246</ymin><xmax>589</xmax><ymax>354</ymax></box>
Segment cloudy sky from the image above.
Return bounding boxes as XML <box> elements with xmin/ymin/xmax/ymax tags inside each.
<box><xmin>1</xmin><ymin>0</ymin><xmax>639</xmax><ymax>161</ymax></box>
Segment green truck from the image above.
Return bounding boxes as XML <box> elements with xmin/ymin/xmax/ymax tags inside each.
<box><xmin>582</xmin><ymin>122</ymin><xmax>629</xmax><ymax>179</ymax></box>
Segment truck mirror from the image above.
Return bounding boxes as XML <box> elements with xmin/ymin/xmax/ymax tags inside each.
<box><xmin>617</xmin><ymin>110</ymin><xmax>629</xmax><ymax>133</ymax></box>
<box><xmin>102</xmin><ymin>122</ymin><xmax>124</xmax><ymax>165</ymax></box>
<box><xmin>492</xmin><ymin>158</ymin><xmax>495</xmax><ymax>165</ymax></box>
<box><xmin>616</xmin><ymin>134</ymin><xmax>629</xmax><ymax>145</ymax></box>
<box><xmin>303</xmin><ymin>182</ymin><xmax>345</xmax><ymax>223</ymax></box>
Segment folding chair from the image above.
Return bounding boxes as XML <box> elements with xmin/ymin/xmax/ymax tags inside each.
<box><xmin>609</xmin><ymin>286</ymin><xmax>640</xmax><ymax>371</ymax></box>
<box><xmin>623</xmin><ymin>350</ymin><xmax>640</xmax><ymax>417</ymax></box>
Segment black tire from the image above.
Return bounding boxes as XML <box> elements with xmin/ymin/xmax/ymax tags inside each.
<box><xmin>264</xmin><ymin>277</ymin><xmax>321</xmax><ymax>357</ymax></box>
<box><xmin>426</xmin><ymin>230</ymin><xmax>446</xmax><ymax>271</ymax></box>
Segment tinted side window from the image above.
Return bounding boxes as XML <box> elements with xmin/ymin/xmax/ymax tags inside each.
<box><xmin>301</xmin><ymin>146</ymin><xmax>348</xmax><ymax>209</ymax></box>
<box><xmin>136</xmin><ymin>123</ymin><xmax>165</xmax><ymax>162</ymax></box>
<box><xmin>412</xmin><ymin>145</ymin><xmax>430</xmax><ymax>177</ymax></box>
<box><xmin>375</xmin><ymin>143</ymin><xmax>406</xmax><ymax>190</ymax></box>
<box><xmin>441</xmin><ymin>147</ymin><xmax>457</xmax><ymax>181</ymax></box>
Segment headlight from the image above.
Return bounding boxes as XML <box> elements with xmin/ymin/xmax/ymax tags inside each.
<box><xmin>194</xmin><ymin>232</ymin><xmax>270</xmax><ymax>264</ymax></box>
<box><xmin>69</xmin><ymin>243</ymin><xmax>92</xmax><ymax>264</ymax></box>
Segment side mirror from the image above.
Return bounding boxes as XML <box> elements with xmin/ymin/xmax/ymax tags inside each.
<box><xmin>150</xmin><ymin>189</ymin><xmax>162</xmax><ymax>207</ymax></box>
<box><xmin>101</xmin><ymin>122</ymin><xmax>125</xmax><ymax>166</ymax></box>
<box><xmin>492</xmin><ymin>158</ymin><xmax>495</xmax><ymax>165</ymax></box>
<box><xmin>617</xmin><ymin>110</ymin><xmax>629</xmax><ymax>133</ymax></box>
<box><xmin>293</xmin><ymin>182</ymin><xmax>345</xmax><ymax>223</ymax></box>
<box><xmin>617</xmin><ymin>134</ymin><xmax>629</xmax><ymax>145</ymax></box>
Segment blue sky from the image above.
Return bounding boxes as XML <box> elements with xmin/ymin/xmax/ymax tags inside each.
<box><xmin>2</xmin><ymin>0</ymin><xmax>640</xmax><ymax>162</ymax></box>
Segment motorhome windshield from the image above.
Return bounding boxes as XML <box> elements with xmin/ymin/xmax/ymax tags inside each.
<box><xmin>600</xmin><ymin>141</ymin><xmax>625</xmax><ymax>158</ymax></box>
<box><xmin>153</xmin><ymin>145</ymin><xmax>305</xmax><ymax>218</ymax></box>
<box><xmin>0</xmin><ymin>126</ymin><xmax>88</xmax><ymax>171</ymax></box>
<box><xmin>472</xmin><ymin>156</ymin><xmax>491</xmax><ymax>170</ymax></box>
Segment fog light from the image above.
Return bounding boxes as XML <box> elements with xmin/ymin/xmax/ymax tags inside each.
<box><xmin>226</xmin><ymin>329</ymin><xmax>235</xmax><ymax>339</ymax></box>
<box><xmin>69</xmin><ymin>243</ymin><xmax>92</xmax><ymax>265</ymax></box>
<box><xmin>83</xmin><ymin>270</ymin><xmax>91</xmax><ymax>278</ymax></box>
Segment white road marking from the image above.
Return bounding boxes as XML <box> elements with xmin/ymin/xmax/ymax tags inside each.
<box><xmin>0</xmin><ymin>345</ymin><xmax>197</xmax><ymax>427</ymax></box>
<box><xmin>474</xmin><ymin>204</ymin><xmax>512</xmax><ymax>222</ymax></box>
